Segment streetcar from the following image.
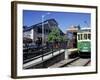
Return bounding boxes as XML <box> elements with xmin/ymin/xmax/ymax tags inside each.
<box><xmin>77</xmin><ymin>27</ymin><xmax>91</xmax><ymax>57</ymax></box>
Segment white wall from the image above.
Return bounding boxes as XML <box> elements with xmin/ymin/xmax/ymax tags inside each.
<box><xmin>0</xmin><ymin>0</ymin><xmax>100</xmax><ymax>80</ymax></box>
<box><xmin>23</xmin><ymin>30</ymin><xmax>33</xmax><ymax>39</ymax></box>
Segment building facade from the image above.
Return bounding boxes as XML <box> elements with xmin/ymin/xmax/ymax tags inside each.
<box><xmin>66</xmin><ymin>25</ymin><xmax>80</xmax><ymax>48</ymax></box>
<box><xmin>23</xmin><ymin>19</ymin><xmax>64</xmax><ymax>45</ymax></box>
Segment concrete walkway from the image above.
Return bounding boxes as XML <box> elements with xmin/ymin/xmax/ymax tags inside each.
<box><xmin>48</xmin><ymin>57</ymin><xmax>79</xmax><ymax>68</ymax></box>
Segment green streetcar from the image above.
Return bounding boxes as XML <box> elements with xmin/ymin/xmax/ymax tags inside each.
<box><xmin>77</xmin><ymin>28</ymin><xmax>91</xmax><ymax>57</ymax></box>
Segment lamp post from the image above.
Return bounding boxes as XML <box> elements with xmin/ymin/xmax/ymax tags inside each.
<box><xmin>42</xmin><ymin>12</ymin><xmax>50</xmax><ymax>45</ymax></box>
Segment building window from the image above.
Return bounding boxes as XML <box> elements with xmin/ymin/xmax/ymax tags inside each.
<box><xmin>45</xmin><ymin>29</ymin><xmax>49</xmax><ymax>34</ymax></box>
<box><xmin>37</xmin><ymin>27</ymin><xmax>42</xmax><ymax>33</ymax></box>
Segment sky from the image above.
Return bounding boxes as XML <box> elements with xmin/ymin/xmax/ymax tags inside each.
<box><xmin>23</xmin><ymin>10</ymin><xmax>91</xmax><ymax>33</ymax></box>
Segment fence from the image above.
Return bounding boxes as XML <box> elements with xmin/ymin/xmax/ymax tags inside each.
<box><xmin>23</xmin><ymin>42</ymin><xmax>67</xmax><ymax>64</ymax></box>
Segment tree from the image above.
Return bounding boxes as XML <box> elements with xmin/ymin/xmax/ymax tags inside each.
<box><xmin>48</xmin><ymin>27</ymin><xmax>67</xmax><ymax>42</ymax></box>
<box><xmin>48</xmin><ymin>27</ymin><xmax>60</xmax><ymax>42</ymax></box>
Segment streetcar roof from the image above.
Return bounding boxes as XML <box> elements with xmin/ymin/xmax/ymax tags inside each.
<box><xmin>81</xmin><ymin>27</ymin><xmax>91</xmax><ymax>30</ymax></box>
<box><xmin>78</xmin><ymin>27</ymin><xmax>91</xmax><ymax>33</ymax></box>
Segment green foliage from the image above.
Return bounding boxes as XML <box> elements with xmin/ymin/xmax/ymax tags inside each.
<box><xmin>47</xmin><ymin>27</ymin><xmax>67</xmax><ymax>42</ymax></box>
<box><xmin>60</xmin><ymin>35</ymin><xmax>68</xmax><ymax>42</ymax></box>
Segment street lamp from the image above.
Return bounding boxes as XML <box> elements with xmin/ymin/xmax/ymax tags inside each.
<box><xmin>42</xmin><ymin>12</ymin><xmax>50</xmax><ymax>45</ymax></box>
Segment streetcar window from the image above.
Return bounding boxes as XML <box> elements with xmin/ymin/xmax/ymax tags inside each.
<box><xmin>88</xmin><ymin>34</ymin><xmax>91</xmax><ymax>40</ymax></box>
<box><xmin>78</xmin><ymin>34</ymin><xmax>80</xmax><ymax>40</ymax></box>
<box><xmin>84</xmin><ymin>34</ymin><xmax>87</xmax><ymax>40</ymax></box>
<box><xmin>80</xmin><ymin>34</ymin><xmax>82</xmax><ymax>40</ymax></box>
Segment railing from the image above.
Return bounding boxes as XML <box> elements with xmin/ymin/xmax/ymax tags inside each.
<box><xmin>23</xmin><ymin>43</ymin><xmax>64</xmax><ymax>64</ymax></box>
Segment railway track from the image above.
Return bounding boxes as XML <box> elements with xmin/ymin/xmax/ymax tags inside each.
<box><xmin>60</xmin><ymin>57</ymin><xmax>91</xmax><ymax>67</ymax></box>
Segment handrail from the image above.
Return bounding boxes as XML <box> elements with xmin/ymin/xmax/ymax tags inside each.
<box><xmin>23</xmin><ymin>45</ymin><xmax>61</xmax><ymax>64</ymax></box>
<box><xmin>23</xmin><ymin>49</ymin><xmax>65</xmax><ymax>69</ymax></box>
